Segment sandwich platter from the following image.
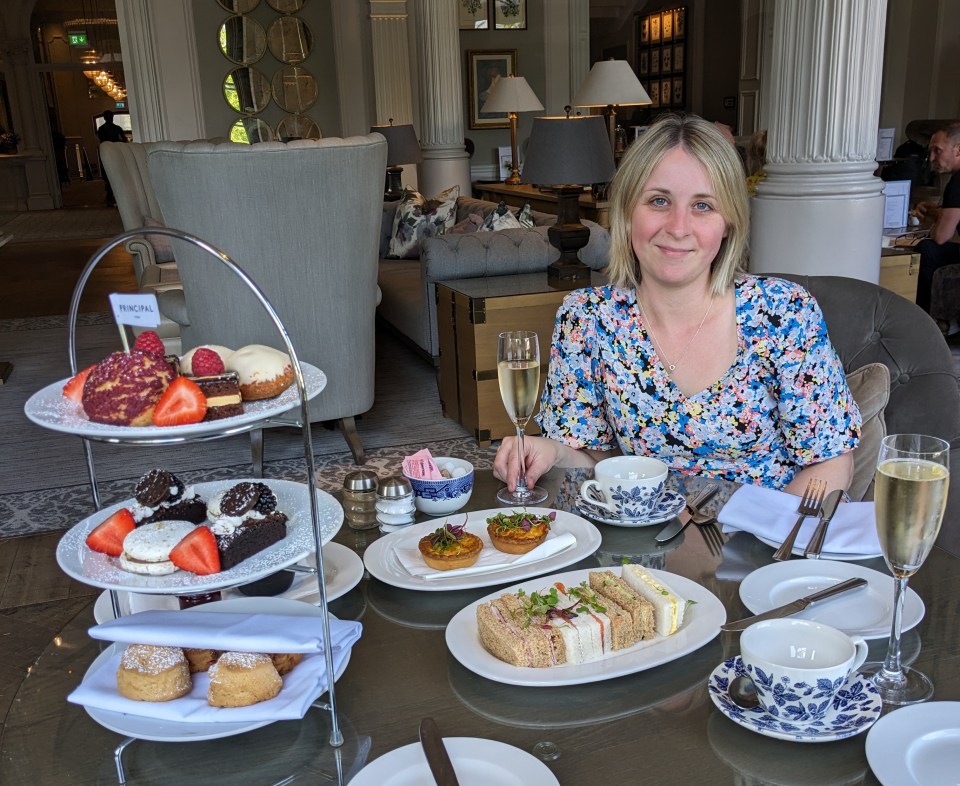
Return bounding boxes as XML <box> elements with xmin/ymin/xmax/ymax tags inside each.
<box><xmin>445</xmin><ymin>566</ymin><xmax>726</xmax><ymax>687</ymax></box>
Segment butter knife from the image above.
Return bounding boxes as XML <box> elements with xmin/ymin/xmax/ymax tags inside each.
<box><xmin>419</xmin><ymin>717</ymin><xmax>460</xmax><ymax>786</ymax></box>
<box><xmin>720</xmin><ymin>577</ymin><xmax>868</xmax><ymax>632</ymax></box>
<box><xmin>655</xmin><ymin>483</ymin><xmax>720</xmax><ymax>542</ymax></box>
<box><xmin>803</xmin><ymin>488</ymin><xmax>844</xmax><ymax>559</ymax></box>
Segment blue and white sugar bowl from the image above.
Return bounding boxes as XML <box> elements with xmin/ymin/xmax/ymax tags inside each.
<box><xmin>403</xmin><ymin>457</ymin><xmax>474</xmax><ymax>516</ymax></box>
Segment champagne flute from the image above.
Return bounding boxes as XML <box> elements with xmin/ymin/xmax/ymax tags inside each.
<box><xmin>861</xmin><ymin>433</ymin><xmax>949</xmax><ymax>705</ymax></box>
<box><xmin>496</xmin><ymin>331</ymin><xmax>548</xmax><ymax>506</ymax></box>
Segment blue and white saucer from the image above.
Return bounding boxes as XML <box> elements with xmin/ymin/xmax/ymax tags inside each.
<box><xmin>708</xmin><ymin>657</ymin><xmax>881</xmax><ymax>743</ymax></box>
<box><xmin>575</xmin><ymin>490</ymin><xmax>686</xmax><ymax>528</ymax></box>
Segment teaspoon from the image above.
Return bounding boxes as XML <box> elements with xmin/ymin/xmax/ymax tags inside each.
<box><xmin>729</xmin><ymin>675</ymin><xmax>761</xmax><ymax>710</ymax></box>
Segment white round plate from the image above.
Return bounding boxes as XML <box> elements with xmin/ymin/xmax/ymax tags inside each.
<box><xmin>866</xmin><ymin>701</ymin><xmax>960</xmax><ymax>786</ymax></box>
<box><xmin>738</xmin><ymin>559</ymin><xmax>924</xmax><ymax>640</ymax></box>
<box><xmin>574</xmin><ymin>489</ymin><xmax>686</xmax><ymax>527</ymax></box>
<box><xmin>445</xmin><ymin>566</ymin><xmax>726</xmax><ymax>687</ymax></box>
<box><xmin>349</xmin><ymin>737</ymin><xmax>559</xmax><ymax>786</ymax></box>
<box><xmin>754</xmin><ymin>533</ymin><xmax>881</xmax><ymax>561</ymax></box>
<box><xmin>82</xmin><ymin>597</ymin><xmax>351</xmax><ymax>742</ymax></box>
<box><xmin>363</xmin><ymin>507</ymin><xmax>601</xmax><ymax>592</ymax></box>
<box><xmin>92</xmin><ymin>542</ymin><xmax>363</xmax><ymax>623</ymax></box>
<box><xmin>708</xmin><ymin>657</ymin><xmax>881</xmax><ymax>742</ymax></box>
<box><xmin>57</xmin><ymin>479</ymin><xmax>343</xmax><ymax>594</ymax></box>
<box><xmin>24</xmin><ymin>362</ymin><xmax>325</xmax><ymax>442</ymax></box>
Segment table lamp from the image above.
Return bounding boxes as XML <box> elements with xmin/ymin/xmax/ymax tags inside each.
<box><xmin>521</xmin><ymin>113</ymin><xmax>615</xmax><ymax>284</ymax></box>
<box><xmin>370</xmin><ymin>119</ymin><xmax>424</xmax><ymax>200</ymax></box>
<box><xmin>572</xmin><ymin>59</ymin><xmax>651</xmax><ymax>153</ymax></box>
<box><xmin>480</xmin><ymin>75</ymin><xmax>544</xmax><ymax>185</ymax></box>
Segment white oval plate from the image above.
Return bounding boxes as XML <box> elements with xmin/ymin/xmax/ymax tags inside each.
<box><xmin>738</xmin><ymin>559</ymin><xmax>924</xmax><ymax>640</ymax></box>
<box><xmin>24</xmin><ymin>362</ymin><xmax>325</xmax><ymax>441</ymax></box>
<box><xmin>363</xmin><ymin>508</ymin><xmax>601</xmax><ymax>592</ymax></box>
<box><xmin>445</xmin><ymin>566</ymin><xmax>726</xmax><ymax>687</ymax></box>
<box><xmin>349</xmin><ymin>738</ymin><xmax>559</xmax><ymax>786</ymax></box>
<box><xmin>82</xmin><ymin>597</ymin><xmax>351</xmax><ymax>742</ymax></box>
<box><xmin>866</xmin><ymin>701</ymin><xmax>960</xmax><ymax>786</ymax></box>
<box><xmin>58</xmin><ymin>479</ymin><xmax>342</xmax><ymax>594</ymax></box>
<box><xmin>92</xmin><ymin>542</ymin><xmax>363</xmax><ymax>622</ymax></box>
<box><xmin>574</xmin><ymin>489</ymin><xmax>686</xmax><ymax>527</ymax></box>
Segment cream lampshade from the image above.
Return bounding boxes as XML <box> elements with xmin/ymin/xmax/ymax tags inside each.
<box><xmin>572</xmin><ymin>59</ymin><xmax>651</xmax><ymax>152</ymax></box>
<box><xmin>480</xmin><ymin>75</ymin><xmax>544</xmax><ymax>185</ymax></box>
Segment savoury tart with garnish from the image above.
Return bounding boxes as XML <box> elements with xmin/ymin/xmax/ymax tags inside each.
<box><xmin>486</xmin><ymin>510</ymin><xmax>555</xmax><ymax>555</ymax></box>
<box><xmin>418</xmin><ymin>520</ymin><xmax>483</xmax><ymax>571</ymax></box>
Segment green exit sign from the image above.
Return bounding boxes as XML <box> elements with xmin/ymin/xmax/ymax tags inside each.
<box><xmin>68</xmin><ymin>32</ymin><xmax>88</xmax><ymax>46</ymax></box>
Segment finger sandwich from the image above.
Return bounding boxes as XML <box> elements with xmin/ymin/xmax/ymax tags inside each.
<box><xmin>620</xmin><ymin>564</ymin><xmax>688</xmax><ymax>636</ymax></box>
<box><xmin>587</xmin><ymin>570</ymin><xmax>656</xmax><ymax>641</ymax></box>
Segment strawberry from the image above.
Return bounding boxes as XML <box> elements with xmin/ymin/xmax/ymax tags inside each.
<box><xmin>62</xmin><ymin>365</ymin><xmax>95</xmax><ymax>402</ymax></box>
<box><xmin>133</xmin><ymin>330</ymin><xmax>166</xmax><ymax>359</ymax></box>
<box><xmin>169</xmin><ymin>527</ymin><xmax>221</xmax><ymax>575</ymax></box>
<box><xmin>152</xmin><ymin>377</ymin><xmax>207</xmax><ymax>426</ymax></box>
<box><xmin>85</xmin><ymin>508</ymin><xmax>136</xmax><ymax>557</ymax></box>
<box><xmin>191</xmin><ymin>347</ymin><xmax>225</xmax><ymax>376</ymax></box>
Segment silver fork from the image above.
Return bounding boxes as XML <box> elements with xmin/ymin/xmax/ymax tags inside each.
<box><xmin>772</xmin><ymin>478</ymin><xmax>827</xmax><ymax>561</ymax></box>
<box><xmin>692</xmin><ymin>510</ymin><xmax>725</xmax><ymax>557</ymax></box>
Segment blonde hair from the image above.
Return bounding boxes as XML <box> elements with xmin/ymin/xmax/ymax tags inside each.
<box><xmin>608</xmin><ymin>113</ymin><xmax>749</xmax><ymax>295</ymax></box>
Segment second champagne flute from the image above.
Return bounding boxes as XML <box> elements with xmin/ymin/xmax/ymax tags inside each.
<box><xmin>497</xmin><ymin>330</ymin><xmax>548</xmax><ymax>505</ymax></box>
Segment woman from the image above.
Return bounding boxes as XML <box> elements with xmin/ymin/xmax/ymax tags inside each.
<box><xmin>494</xmin><ymin>114</ymin><xmax>859</xmax><ymax>496</ymax></box>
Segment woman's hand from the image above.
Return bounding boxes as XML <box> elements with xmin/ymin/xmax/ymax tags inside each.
<box><xmin>493</xmin><ymin>436</ymin><xmax>607</xmax><ymax>491</ymax></box>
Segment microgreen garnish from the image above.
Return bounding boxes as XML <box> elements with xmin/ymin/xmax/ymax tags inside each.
<box><xmin>486</xmin><ymin>509</ymin><xmax>556</xmax><ymax>535</ymax></box>
<box><xmin>429</xmin><ymin>514</ymin><xmax>469</xmax><ymax>550</ymax></box>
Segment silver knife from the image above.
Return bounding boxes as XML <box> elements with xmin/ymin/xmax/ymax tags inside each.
<box><xmin>720</xmin><ymin>577</ymin><xmax>868</xmax><ymax>632</ymax></box>
<box><xmin>419</xmin><ymin>717</ymin><xmax>460</xmax><ymax>786</ymax></box>
<box><xmin>655</xmin><ymin>483</ymin><xmax>719</xmax><ymax>542</ymax></box>
<box><xmin>803</xmin><ymin>488</ymin><xmax>844</xmax><ymax>558</ymax></box>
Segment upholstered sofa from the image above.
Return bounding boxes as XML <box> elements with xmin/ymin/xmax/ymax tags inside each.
<box><xmin>376</xmin><ymin>196</ymin><xmax>611</xmax><ymax>361</ymax></box>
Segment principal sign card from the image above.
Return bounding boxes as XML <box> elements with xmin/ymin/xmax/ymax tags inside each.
<box><xmin>109</xmin><ymin>293</ymin><xmax>161</xmax><ymax>327</ymax></box>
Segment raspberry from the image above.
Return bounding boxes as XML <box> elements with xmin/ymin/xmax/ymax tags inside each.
<box><xmin>133</xmin><ymin>330</ymin><xmax>166</xmax><ymax>359</ymax></box>
<box><xmin>191</xmin><ymin>347</ymin><xmax>225</xmax><ymax>376</ymax></box>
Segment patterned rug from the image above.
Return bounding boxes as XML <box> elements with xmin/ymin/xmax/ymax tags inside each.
<box><xmin>0</xmin><ymin>207</ymin><xmax>123</xmax><ymax>243</ymax></box>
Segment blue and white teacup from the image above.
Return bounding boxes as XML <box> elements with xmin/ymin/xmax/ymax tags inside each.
<box><xmin>578</xmin><ymin>456</ymin><xmax>668</xmax><ymax>521</ymax></box>
<box><xmin>740</xmin><ymin>619</ymin><xmax>869</xmax><ymax>725</ymax></box>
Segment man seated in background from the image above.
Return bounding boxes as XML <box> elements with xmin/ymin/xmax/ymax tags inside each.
<box><xmin>915</xmin><ymin>122</ymin><xmax>960</xmax><ymax>335</ymax></box>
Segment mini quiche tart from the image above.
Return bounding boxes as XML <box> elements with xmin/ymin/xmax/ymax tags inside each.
<box><xmin>486</xmin><ymin>510</ymin><xmax>555</xmax><ymax>554</ymax></box>
<box><xmin>418</xmin><ymin>521</ymin><xmax>483</xmax><ymax>571</ymax></box>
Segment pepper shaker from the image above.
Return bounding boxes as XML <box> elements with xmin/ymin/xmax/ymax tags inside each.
<box><xmin>376</xmin><ymin>475</ymin><xmax>416</xmax><ymax>531</ymax></box>
<box><xmin>342</xmin><ymin>470</ymin><xmax>379</xmax><ymax>530</ymax></box>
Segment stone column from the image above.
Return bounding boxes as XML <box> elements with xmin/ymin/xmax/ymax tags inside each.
<box><xmin>750</xmin><ymin>0</ymin><xmax>887</xmax><ymax>282</ymax></box>
<box><xmin>410</xmin><ymin>0</ymin><xmax>470</xmax><ymax>197</ymax></box>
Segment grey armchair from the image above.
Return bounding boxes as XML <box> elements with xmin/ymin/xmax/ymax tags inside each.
<box><xmin>146</xmin><ymin>135</ymin><xmax>387</xmax><ymax>465</ymax></box>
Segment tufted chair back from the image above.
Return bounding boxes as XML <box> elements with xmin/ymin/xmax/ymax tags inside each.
<box><xmin>782</xmin><ymin>274</ymin><xmax>960</xmax><ymax>556</ymax></box>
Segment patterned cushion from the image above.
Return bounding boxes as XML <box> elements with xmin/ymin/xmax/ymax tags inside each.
<box><xmin>143</xmin><ymin>216</ymin><xmax>175</xmax><ymax>263</ymax></box>
<box><xmin>516</xmin><ymin>202</ymin><xmax>535</xmax><ymax>228</ymax></box>
<box><xmin>845</xmin><ymin>362</ymin><xmax>890</xmax><ymax>501</ymax></box>
<box><xmin>387</xmin><ymin>185</ymin><xmax>460</xmax><ymax>259</ymax></box>
<box><xmin>449</xmin><ymin>213</ymin><xmax>484</xmax><ymax>234</ymax></box>
<box><xmin>479</xmin><ymin>201</ymin><xmax>523</xmax><ymax>232</ymax></box>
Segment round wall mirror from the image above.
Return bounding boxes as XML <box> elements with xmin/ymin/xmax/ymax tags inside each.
<box><xmin>218</xmin><ymin>0</ymin><xmax>260</xmax><ymax>13</ymax></box>
<box><xmin>267</xmin><ymin>16</ymin><xmax>313</xmax><ymax>64</ymax></box>
<box><xmin>266</xmin><ymin>0</ymin><xmax>308</xmax><ymax>12</ymax></box>
<box><xmin>277</xmin><ymin>114</ymin><xmax>322</xmax><ymax>141</ymax></box>
<box><xmin>271</xmin><ymin>66</ymin><xmax>318</xmax><ymax>113</ymax></box>
<box><xmin>218</xmin><ymin>16</ymin><xmax>266</xmax><ymax>65</ymax></box>
<box><xmin>223</xmin><ymin>67</ymin><xmax>272</xmax><ymax>114</ymax></box>
<box><xmin>229</xmin><ymin>117</ymin><xmax>275</xmax><ymax>144</ymax></box>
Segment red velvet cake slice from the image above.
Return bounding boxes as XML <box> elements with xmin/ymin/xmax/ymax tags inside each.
<box><xmin>206</xmin><ymin>481</ymin><xmax>288</xmax><ymax>570</ymax></box>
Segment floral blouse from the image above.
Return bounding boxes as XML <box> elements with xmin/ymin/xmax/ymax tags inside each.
<box><xmin>536</xmin><ymin>275</ymin><xmax>861</xmax><ymax>490</ymax></box>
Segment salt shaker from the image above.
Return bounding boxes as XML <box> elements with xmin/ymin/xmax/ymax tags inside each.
<box><xmin>342</xmin><ymin>470</ymin><xmax>379</xmax><ymax>530</ymax></box>
<box><xmin>376</xmin><ymin>475</ymin><xmax>416</xmax><ymax>530</ymax></box>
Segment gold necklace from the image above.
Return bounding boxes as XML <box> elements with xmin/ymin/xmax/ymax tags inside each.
<box><xmin>638</xmin><ymin>294</ymin><xmax>714</xmax><ymax>373</ymax></box>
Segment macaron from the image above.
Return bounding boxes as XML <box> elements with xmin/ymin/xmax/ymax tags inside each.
<box><xmin>118</xmin><ymin>520</ymin><xmax>197</xmax><ymax>575</ymax></box>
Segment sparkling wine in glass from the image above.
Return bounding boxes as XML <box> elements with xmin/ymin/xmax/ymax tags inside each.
<box><xmin>496</xmin><ymin>331</ymin><xmax>548</xmax><ymax>505</ymax></box>
<box><xmin>861</xmin><ymin>433</ymin><xmax>949</xmax><ymax>705</ymax></box>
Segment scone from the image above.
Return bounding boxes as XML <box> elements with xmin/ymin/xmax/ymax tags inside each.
<box><xmin>183</xmin><ymin>647</ymin><xmax>221</xmax><ymax>673</ymax></box>
<box><xmin>418</xmin><ymin>521</ymin><xmax>483</xmax><ymax>570</ymax></box>
<box><xmin>486</xmin><ymin>510</ymin><xmax>554</xmax><ymax>554</ymax></box>
<box><xmin>116</xmin><ymin>644</ymin><xmax>191</xmax><ymax>702</ymax></box>
<box><xmin>207</xmin><ymin>652</ymin><xmax>282</xmax><ymax>707</ymax></box>
<box><xmin>270</xmin><ymin>652</ymin><xmax>303</xmax><ymax>676</ymax></box>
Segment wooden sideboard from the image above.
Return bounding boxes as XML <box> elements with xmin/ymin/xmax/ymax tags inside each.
<box><xmin>879</xmin><ymin>247</ymin><xmax>920</xmax><ymax>302</ymax></box>
<box><xmin>473</xmin><ymin>182</ymin><xmax>610</xmax><ymax>229</ymax></box>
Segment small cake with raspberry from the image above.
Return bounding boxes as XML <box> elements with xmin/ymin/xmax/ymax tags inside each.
<box><xmin>81</xmin><ymin>350</ymin><xmax>175</xmax><ymax>426</ymax></box>
<box><xmin>183</xmin><ymin>347</ymin><xmax>244</xmax><ymax>421</ymax></box>
<box><xmin>206</xmin><ymin>481</ymin><xmax>288</xmax><ymax>569</ymax></box>
<box><xmin>226</xmin><ymin>345</ymin><xmax>295</xmax><ymax>401</ymax></box>
<box><xmin>180</xmin><ymin>344</ymin><xmax>234</xmax><ymax>376</ymax></box>
<box><xmin>131</xmin><ymin>468</ymin><xmax>207</xmax><ymax>526</ymax></box>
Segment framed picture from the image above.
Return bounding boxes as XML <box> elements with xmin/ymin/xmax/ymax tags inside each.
<box><xmin>674</xmin><ymin>42</ymin><xmax>685</xmax><ymax>72</ymax></box>
<box><xmin>458</xmin><ymin>0</ymin><xmax>489</xmax><ymax>30</ymax></box>
<box><xmin>661</xmin><ymin>10</ymin><xmax>673</xmax><ymax>41</ymax></box>
<box><xmin>498</xmin><ymin>145</ymin><xmax>515</xmax><ymax>178</ymax></box>
<box><xmin>672</xmin><ymin>78</ymin><xmax>684</xmax><ymax>107</ymax></box>
<box><xmin>661</xmin><ymin>79</ymin><xmax>672</xmax><ymax>107</ymax></box>
<box><xmin>639</xmin><ymin>49</ymin><xmax>649</xmax><ymax>76</ymax></box>
<box><xmin>649</xmin><ymin>81</ymin><xmax>660</xmax><ymax>109</ymax></box>
<box><xmin>639</xmin><ymin>16</ymin><xmax>649</xmax><ymax>44</ymax></box>
<box><xmin>650</xmin><ymin>13</ymin><xmax>661</xmax><ymax>43</ymax></box>
<box><xmin>674</xmin><ymin>7</ymin><xmax>686</xmax><ymax>39</ymax></box>
<box><xmin>467</xmin><ymin>49</ymin><xmax>516</xmax><ymax>129</ymax></box>
<box><xmin>651</xmin><ymin>47</ymin><xmax>660</xmax><ymax>75</ymax></box>
<box><xmin>494</xmin><ymin>0</ymin><xmax>526</xmax><ymax>30</ymax></box>
<box><xmin>661</xmin><ymin>45</ymin><xmax>672</xmax><ymax>74</ymax></box>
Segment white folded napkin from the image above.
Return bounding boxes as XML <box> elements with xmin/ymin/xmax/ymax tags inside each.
<box><xmin>718</xmin><ymin>485</ymin><xmax>882</xmax><ymax>555</ymax></box>
<box><xmin>68</xmin><ymin>646</ymin><xmax>349</xmax><ymax>723</ymax></box>
<box><xmin>396</xmin><ymin>530</ymin><xmax>577</xmax><ymax>580</ymax></box>
<box><xmin>89</xmin><ymin>610</ymin><xmax>362</xmax><ymax>653</ymax></box>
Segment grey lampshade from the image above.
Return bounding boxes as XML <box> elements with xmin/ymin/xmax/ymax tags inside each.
<box><xmin>572</xmin><ymin>59</ymin><xmax>651</xmax><ymax>107</ymax></box>
<box><xmin>521</xmin><ymin>116</ymin><xmax>616</xmax><ymax>185</ymax></box>
<box><xmin>370</xmin><ymin>122</ymin><xmax>423</xmax><ymax>165</ymax></box>
<box><xmin>480</xmin><ymin>75</ymin><xmax>544</xmax><ymax>114</ymax></box>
